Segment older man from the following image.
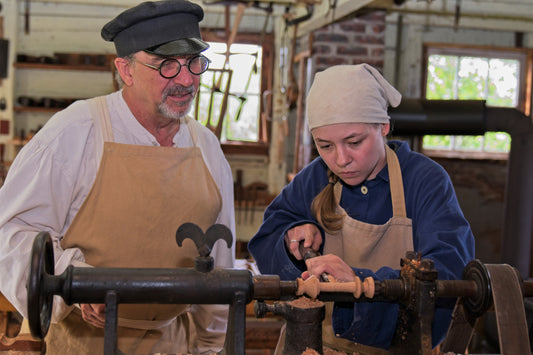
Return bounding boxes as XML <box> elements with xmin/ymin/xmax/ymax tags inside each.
<box><xmin>0</xmin><ymin>1</ymin><xmax>235</xmax><ymax>354</ymax></box>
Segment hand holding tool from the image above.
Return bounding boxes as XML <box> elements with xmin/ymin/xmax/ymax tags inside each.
<box><xmin>298</xmin><ymin>241</ymin><xmax>330</xmax><ymax>282</ymax></box>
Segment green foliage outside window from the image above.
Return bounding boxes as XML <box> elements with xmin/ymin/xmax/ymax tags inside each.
<box><xmin>425</xmin><ymin>54</ymin><xmax>515</xmax><ymax>153</ymax></box>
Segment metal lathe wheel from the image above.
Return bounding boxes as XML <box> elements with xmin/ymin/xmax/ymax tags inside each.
<box><xmin>27</xmin><ymin>231</ymin><xmax>55</xmax><ymax>339</ymax></box>
<box><xmin>462</xmin><ymin>259</ymin><xmax>492</xmax><ymax>318</ymax></box>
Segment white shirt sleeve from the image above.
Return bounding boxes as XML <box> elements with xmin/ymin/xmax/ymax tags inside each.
<box><xmin>0</xmin><ymin>100</ymin><xmax>96</xmax><ymax>320</ymax></box>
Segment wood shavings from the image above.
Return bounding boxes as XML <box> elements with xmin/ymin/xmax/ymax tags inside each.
<box><xmin>301</xmin><ymin>347</ymin><xmax>361</xmax><ymax>354</ymax></box>
<box><xmin>289</xmin><ymin>296</ymin><xmax>324</xmax><ymax>309</ymax></box>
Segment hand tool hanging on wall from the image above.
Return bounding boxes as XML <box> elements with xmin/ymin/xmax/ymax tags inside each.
<box><xmin>286</xmin><ymin>24</ymin><xmax>299</xmax><ymax>109</ymax></box>
<box><xmin>234</xmin><ymin>4</ymin><xmax>272</xmax><ymax>123</ymax></box>
<box><xmin>243</xmin><ymin>182</ymin><xmax>268</xmax><ymax>224</ymax></box>
<box><xmin>204</xmin><ymin>68</ymin><xmax>233</xmax><ymax>138</ymax></box>
<box><xmin>283</xmin><ymin>4</ymin><xmax>314</xmax><ymax>109</ymax></box>
<box><xmin>326</xmin><ymin>0</ymin><xmax>337</xmax><ymax>21</ymax></box>
<box><xmin>234</xmin><ymin>171</ymin><xmax>269</xmax><ymax>225</ymax></box>
<box><xmin>200</xmin><ymin>2</ymin><xmax>247</xmax><ymax>139</ymax></box>
<box><xmin>454</xmin><ymin>0</ymin><xmax>462</xmax><ymax>30</ymax></box>
<box><xmin>279</xmin><ymin>20</ymin><xmax>289</xmax><ymax>97</ymax></box>
<box><xmin>216</xmin><ymin>2</ymin><xmax>248</xmax><ymax>91</ymax></box>
<box><xmin>24</xmin><ymin>0</ymin><xmax>30</xmax><ymax>34</ymax></box>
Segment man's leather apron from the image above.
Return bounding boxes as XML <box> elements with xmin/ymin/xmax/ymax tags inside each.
<box><xmin>46</xmin><ymin>96</ymin><xmax>222</xmax><ymax>355</ymax></box>
<box><xmin>275</xmin><ymin>146</ymin><xmax>413</xmax><ymax>355</ymax></box>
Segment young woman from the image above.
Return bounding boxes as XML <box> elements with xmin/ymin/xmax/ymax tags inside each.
<box><xmin>248</xmin><ymin>64</ymin><xmax>475</xmax><ymax>351</ymax></box>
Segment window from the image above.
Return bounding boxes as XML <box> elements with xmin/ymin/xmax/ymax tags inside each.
<box><xmin>195</xmin><ymin>31</ymin><xmax>274</xmax><ymax>155</ymax></box>
<box><xmin>422</xmin><ymin>43</ymin><xmax>530</xmax><ymax>158</ymax></box>
<box><xmin>196</xmin><ymin>42</ymin><xmax>262</xmax><ymax>142</ymax></box>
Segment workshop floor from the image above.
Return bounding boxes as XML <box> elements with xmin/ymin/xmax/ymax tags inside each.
<box><xmin>0</xmin><ymin>311</ymin><xmax>44</xmax><ymax>354</ymax></box>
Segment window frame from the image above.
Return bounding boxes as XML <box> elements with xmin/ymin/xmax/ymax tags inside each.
<box><xmin>422</xmin><ymin>42</ymin><xmax>531</xmax><ymax>114</ymax></box>
<box><xmin>420</xmin><ymin>42</ymin><xmax>532</xmax><ymax>159</ymax></box>
<box><xmin>200</xmin><ymin>29</ymin><xmax>275</xmax><ymax>156</ymax></box>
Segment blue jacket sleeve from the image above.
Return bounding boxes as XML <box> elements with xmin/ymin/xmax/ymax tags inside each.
<box><xmin>248</xmin><ymin>158</ymin><xmax>329</xmax><ymax>280</ymax></box>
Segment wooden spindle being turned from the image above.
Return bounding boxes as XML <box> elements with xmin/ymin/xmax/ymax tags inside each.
<box><xmin>296</xmin><ymin>275</ymin><xmax>375</xmax><ymax>299</ymax></box>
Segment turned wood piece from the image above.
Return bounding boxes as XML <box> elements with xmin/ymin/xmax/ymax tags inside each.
<box><xmin>296</xmin><ymin>276</ymin><xmax>375</xmax><ymax>299</ymax></box>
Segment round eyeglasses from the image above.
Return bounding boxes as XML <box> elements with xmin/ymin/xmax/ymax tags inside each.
<box><xmin>134</xmin><ymin>55</ymin><xmax>210</xmax><ymax>79</ymax></box>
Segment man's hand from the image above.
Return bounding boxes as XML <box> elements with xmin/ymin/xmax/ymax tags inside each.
<box><xmin>80</xmin><ymin>303</ymin><xmax>106</xmax><ymax>328</ymax></box>
<box><xmin>284</xmin><ymin>224</ymin><xmax>322</xmax><ymax>260</ymax></box>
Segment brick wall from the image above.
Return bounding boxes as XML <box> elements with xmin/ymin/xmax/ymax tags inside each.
<box><xmin>308</xmin><ymin>11</ymin><xmax>387</xmax><ymax>73</ymax></box>
<box><xmin>291</xmin><ymin>11</ymin><xmax>388</xmax><ymax>169</ymax></box>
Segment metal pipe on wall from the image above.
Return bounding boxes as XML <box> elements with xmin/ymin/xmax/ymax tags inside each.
<box><xmin>390</xmin><ymin>99</ymin><xmax>486</xmax><ymax>135</ymax></box>
<box><xmin>484</xmin><ymin>107</ymin><xmax>533</xmax><ymax>279</ymax></box>
<box><xmin>390</xmin><ymin>101</ymin><xmax>533</xmax><ymax>278</ymax></box>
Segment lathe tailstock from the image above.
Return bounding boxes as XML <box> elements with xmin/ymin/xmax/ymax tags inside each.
<box><xmin>27</xmin><ymin>224</ymin><xmax>533</xmax><ymax>355</ymax></box>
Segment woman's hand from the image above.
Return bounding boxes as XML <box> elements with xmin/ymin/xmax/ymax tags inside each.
<box><xmin>302</xmin><ymin>254</ymin><xmax>356</xmax><ymax>282</ymax></box>
<box><xmin>284</xmin><ymin>223</ymin><xmax>323</xmax><ymax>260</ymax></box>
<box><xmin>80</xmin><ymin>303</ymin><xmax>106</xmax><ymax>328</ymax></box>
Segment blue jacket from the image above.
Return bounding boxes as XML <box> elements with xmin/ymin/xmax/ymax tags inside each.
<box><xmin>248</xmin><ymin>140</ymin><xmax>475</xmax><ymax>349</ymax></box>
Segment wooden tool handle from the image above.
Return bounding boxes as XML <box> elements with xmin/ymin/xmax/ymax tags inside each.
<box><xmin>298</xmin><ymin>242</ymin><xmax>330</xmax><ymax>281</ymax></box>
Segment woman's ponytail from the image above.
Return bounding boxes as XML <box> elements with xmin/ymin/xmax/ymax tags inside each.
<box><xmin>311</xmin><ymin>170</ymin><xmax>343</xmax><ymax>233</ymax></box>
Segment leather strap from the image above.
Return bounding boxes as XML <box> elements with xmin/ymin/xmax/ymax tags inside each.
<box><xmin>442</xmin><ymin>264</ymin><xmax>529</xmax><ymax>354</ymax></box>
<box><xmin>486</xmin><ymin>264</ymin><xmax>529</xmax><ymax>355</ymax></box>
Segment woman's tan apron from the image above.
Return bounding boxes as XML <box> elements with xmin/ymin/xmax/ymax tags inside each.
<box><xmin>275</xmin><ymin>145</ymin><xmax>413</xmax><ymax>355</ymax></box>
<box><xmin>46</xmin><ymin>96</ymin><xmax>222</xmax><ymax>355</ymax></box>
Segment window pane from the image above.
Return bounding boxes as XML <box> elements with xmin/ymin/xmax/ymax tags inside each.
<box><xmin>426</xmin><ymin>55</ymin><xmax>457</xmax><ymax>100</ymax></box>
<box><xmin>454</xmin><ymin>135</ymin><xmax>483</xmax><ymax>151</ymax></box>
<box><xmin>484</xmin><ymin>131</ymin><xmax>511</xmax><ymax>152</ymax></box>
<box><xmin>224</xmin><ymin>95</ymin><xmax>259</xmax><ymax>141</ymax></box>
<box><xmin>196</xmin><ymin>42</ymin><xmax>262</xmax><ymax>143</ymax></box>
<box><xmin>424</xmin><ymin>50</ymin><xmax>520</xmax><ymax>155</ymax></box>
<box><xmin>422</xmin><ymin>135</ymin><xmax>452</xmax><ymax>149</ymax></box>
<box><xmin>457</xmin><ymin>57</ymin><xmax>488</xmax><ymax>100</ymax></box>
<box><xmin>487</xmin><ymin>59</ymin><xmax>518</xmax><ymax>107</ymax></box>
<box><xmin>196</xmin><ymin>69</ymin><xmax>232</xmax><ymax>128</ymax></box>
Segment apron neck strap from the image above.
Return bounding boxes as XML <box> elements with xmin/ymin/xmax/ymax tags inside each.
<box><xmin>89</xmin><ymin>96</ymin><xmax>114</xmax><ymax>142</ymax></box>
<box><xmin>88</xmin><ymin>96</ymin><xmax>115</xmax><ymax>170</ymax></box>
<box><xmin>386</xmin><ymin>144</ymin><xmax>407</xmax><ymax>217</ymax></box>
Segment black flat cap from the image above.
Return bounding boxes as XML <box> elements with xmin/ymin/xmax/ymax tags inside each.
<box><xmin>101</xmin><ymin>0</ymin><xmax>209</xmax><ymax>57</ymax></box>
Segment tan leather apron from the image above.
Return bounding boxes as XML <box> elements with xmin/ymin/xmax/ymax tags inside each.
<box><xmin>46</xmin><ymin>96</ymin><xmax>222</xmax><ymax>355</ymax></box>
<box><xmin>275</xmin><ymin>145</ymin><xmax>413</xmax><ymax>355</ymax></box>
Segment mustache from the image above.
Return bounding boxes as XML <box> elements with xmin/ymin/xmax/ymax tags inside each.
<box><xmin>163</xmin><ymin>85</ymin><xmax>195</xmax><ymax>97</ymax></box>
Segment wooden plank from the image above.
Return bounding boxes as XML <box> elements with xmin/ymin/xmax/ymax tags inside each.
<box><xmin>0</xmin><ymin>294</ymin><xmax>16</xmax><ymax>313</ymax></box>
<box><xmin>0</xmin><ymin>334</ymin><xmax>44</xmax><ymax>352</ymax></box>
<box><xmin>246</xmin><ymin>319</ymin><xmax>283</xmax><ymax>349</ymax></box>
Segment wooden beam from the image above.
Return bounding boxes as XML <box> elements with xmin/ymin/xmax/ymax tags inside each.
<box><xmin>297</xmin><ymin>0</ymin><xmax>375</xmax><ymax>35</ymax></box>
